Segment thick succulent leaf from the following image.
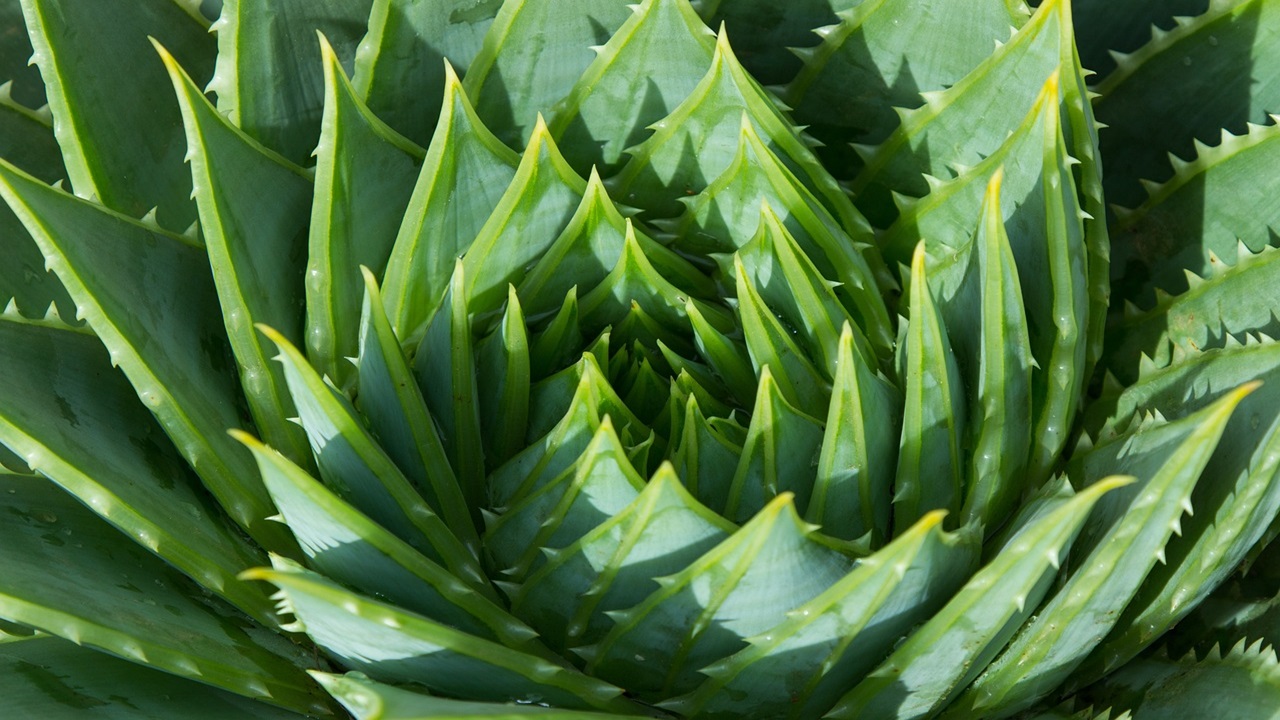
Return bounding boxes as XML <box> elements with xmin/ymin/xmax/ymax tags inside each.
<box><xmin>356</xmin><ymin>269</ymin><xmax>478</xmax><ymax>547</ymax></box>
<box><xmin>485</xmin><ymin>417</ymin><xmax>645</xmax><ymax>580</ymax></box>
<box><xmin>235</xmin><ymin>432</ymin><xmax>552</xmax><ymax>655</ymax></box>
<box><xmin>960</xmin><ymin>170</ymin><xmax>1034</xmax><ymax>530</ymax></box>
<box><xmin>247</xmin><ymin>563</ymin><xmax>641</xmax><ymax>714</ymax></box>
<box><xmin>671</xmin><ymin>395</ymin><xmax>746</xmax><ymax>511</ymax></box>
<box><xmin>510</xmin><ymin>463</ymin><xmax>734</xmax><ymax>652</ymax></box>
<box><xmin>724</xmin><ymin>368</ymin><xmax>825</xmax><ymax>523</ymax></box>
<box><xmin>610</xmin><ymin>31</ymin><xmax>860</xmax><ymax>232</ymax></box>
<box><xmin>786</xmin><ymin>0</ymin><xmax>1029</xmax><ymax>173</ymax></box>
<box><xmin>693</xmin><ymin>0</ymin><xmax>849</xmax><ymax>85</ymax></box>
<box><xmin>463</xmin><ymin>117</ymin><xmax>587</xmax><ymax>313</ymax></box>
<box><xmin>0</xmin><ymin>100</ymin><xmax>73</xmax><ymax>320</ymax></box>
<box><xmin>0</xmin><ymin>319</ymin><xmax>272</xmax><ymax>622</ymax></box>
<box><xmin>955</xmin><ymin>385</ymin><xmax>1253</xmax><ymax>718</ymax></box>
<box><xmin>0</xmin><ymin>475</ymin><xmax>329</xmax><ymax>715</ymax></box>
<box><xmin>1104</xmin><ymin>243</ymin><xmax>1280</xmax><ymax>385</ymax></box>
<box><xmin>519</xmin><ymin>169</ymin><xmax>712</xmax><ymax>319</ymax></box>
<box><xmin>381</xmin><ymin>63</ymin><xmax>519</xmax><ymax>346</ymax></box>
<box><xmin>475</xmin><ymin>286</ymin><xmax>532</xmax><ymax>469</ymax></box>
<box><xmin>0</xmin><ymin>636</ymin><xmax>312</xmax><ymax>719</ymax></box>
<box><xmin>210</xmin><ymin>0</ymin><xmax>375</xmax><ymax>163</ymax></box>
<box><xmin>829</xmin><ymin>477</ymin><xmax>1129</xmax><ymax>720</ymax></box>
<box><xmin>261</xmin><ymin>325</ymin><xmax>485</xmax><ymax>589</ymax></box>
<box><xmin>314</xmin><ymin>672</ymin><xmax>626</xmax><ymax>720</ymax></box>
<box><xmin>1110</xmin><ymin>116</ymin><xmax>1280</xmax><ymax>308</ymax></box>
<box><xmin>1073</xmin><ymin>640</ymin><xmax>1280</xmax><ymax>720</ymax></box>
<box><xmin>667</xmin><ymin>511</ymin><xmax>978</xmax><ymax>720</ymax></box>
<box><xmin>20</xmin><ymin>0</ymin><xmax>214</xmax><ymax>229</ymax></box>
<box><xmin>162</xmin><ymin>47</ymin><xmax>315</xmax><ymax>470</ymax></box>
<box><xmin>1096</xmin><ymin>0</ymin><xmax>1280</xmax><ymax>209</ymax></box>
<box><xmin>0</xmin><ymin>0</ymin><xmax>44</xmax><ymax>106</ymax></box>
<box><xmin>733</xmin><ymin>254</ymin><xmax>830</xmax><ymax>418</ymax></box>
<box><xmin>549</xmin><ymin>0</ymin><xmax>716</xmax><ymax>174</ymax></box>
<box><xmin>415</xmin><ymin>263</ymin><xmax>486</xmax><ymax>509</ymax></box>
<box><xmin>883</xmin><ymin>74</ymin><xmax>1088</xmax><ymax>486</ymax></box>
<box><xmin>686</xmin><ymin>299</ymin><xmax>757</xmax><ymax>407</ymax></box>
<box><xmin>463</xmin><ymin>0</ymin><xmax>633</xmax><ymax>147</ymax></box>
<box><xmin>812</xmin><ymin>322</ymin><xmax>900</xmax><ymax>544</ymax></box>
<box><xmin>588</xmin><ymin>494</ymin><xmax>854</xmax><ymax>699</ymax></box>
<box><xmin>733</xmin><ymin>203</ymin><xmax>866</xmax><ymax>374</ymax></box>
<box><xmin>1072</xmin><ymin>0</ymin><xmax>1210</xmax><ymax>77</ymax></box>
<box><xmin>307</xmin><ymin>37</ymin><xmax>424</xmax><ymax>389</ymax></box>
<box><xmin>352</xmin><ymin>0</ymin><xmax>502</xmax><ymax>146</ymax></box>
<box><xmin>0</xmin><ymin>159</ymin><xmax>291</xmax><ymax>552</ymax></box>
<box><xmin>894</xmin><ymin>243</ymin><xmax>965</xmax><ymax>530</ymax></box>
<box><xmin>850</xmin><ymin>0</ymin><xmax>1077</xmax><ymax>204</ymax></box>
<box><xmin>672</xmin><ymin>117</ymin><xmax>893</xmax><ymax>356</ymax></box>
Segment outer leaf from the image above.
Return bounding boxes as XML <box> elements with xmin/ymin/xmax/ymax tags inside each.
<box><xmin>20</xmin><ymin>0</ymin><xmax>214</xmax><ymax>229</ymax></box>
<box><xmin>0</xmin><ymin>475</ymin><xmax>330</xmax><ymax>715</ymax></box>
<box><xmin>314</xmin><ymin>672</ymin><xmax>626</xmax><ymax>720</ymax></box>
<box><xmin>510</xmin><ymin>463</ymin><xmax>734</xmax><ymax>652</ymax></box>
<box><xmin>0</xmin><ymin>0</ymin><xmax>44</xmax><ymax>106</ymax></box>
<box><xmin>0</xmin><ymin>319</ymin><xmax>272</xmax><ymax>622</ymax></box>
<box><xmin>829</xmin><ymin>476</ymin><xmax>1130</xmax><ymax>720</ymax></box>
<box><xmin>0</xmin><ymin>100</ymin><xmax>73</xmax><ymax>320</ymax></box>
<box><xmin>548</xmin><ymin>0</ymin><xmax>716</xmax><ymax>173</ymax></box>
<box><xmin>357</xmin><ymin>268</ymin><xmax>478</xmax><ymax>547</ymax></box>
<box><xmin>261</xmin><ymin>325</ymin><xmax>485</xmax><ymax>590</ymax></box>
<box><xmin>236</xmin><ymin>431</ymin><xmax>544</xmax><ymax>653</ymax></box>
<box><xmin>1072</xmin><ymin>0</ymin><xmax>1209</xmax><ymax>77</ymax></box>
<box><xmin>161</xmin><ymin>46</ymin><xmax>315</xmax><ymax>470</ymax></box>
<box><xmin>352</xmin><ymin>0</ymin><xmax>502</xmax><ymax>145</ymax></box>
<box><xmin>306</xmin><ymin>36</ymin><xmax>424</xmax><ymax>389</ymax></box>
<box><xmin>588</xmin><ymin>494</ymin><xmax>854</xmax><ymax>699</ymax></box>
<box><xmin>381</xmin><ymin>62</ymin><xmax>519</xmax><ymax>346</ymax></box>
<box><xmin>0</xmin><ymin>636</ymin><xmax>311</xmax><ymax>719</ymax></box>
<box><xmin>955</xmin><ymin>384</ymin><xmax>1254</xmax><ymax>718</ymax></box>
<box><xmin>246</xmin><ymin>562</ymin><xmax>641</xmax><ymax>715</ymax></box>
<box><xmin>667</xmin><ymin>511</ymin><xmax>979</xmax><ymax>720</ymax></box>
<box><xmin>0</xmin><ymin>159</ymin><xmax>291</xmax><ymax>552</ymax></box>
<box><xmin>462</xmin><ymin>0</ymin><xmax>633</xmax><ymax>147</ymax></box>
<box><xmin>210</xmin><ymin>0</ymin><xmax>375</xmax><ymax>163</ymax></box>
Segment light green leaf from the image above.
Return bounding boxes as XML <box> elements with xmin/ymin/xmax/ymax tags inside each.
<box><xmin>20</xmin><ymin>0</ymin><xmax>214</xmax><ymax>229</ymax></box>
<box><xmin>667</xmin><ymin>511</ymin><xmax>978</xmax><ymax>720</ymax></box>
<box><xmin>307</xmin><ymin>36</ymin><xmax>424</xmax><ymax>389</ymax></box>
<box><xmin>356</xmin><ymin>268</ymin><xmax>478</xmax><ymax>548</ymax></box>
<box><xmin>235</xmin><ymin>431</ymin><xmax>551</xmax><ymax>654</ymax></box>
<box><xmin>246</xmin><ymin>562</ymin><xmax>641</xmax><ymax>715</ymax></box>
<box><xmin>830</xmin><ymin>476</ymin><xmax>1129</xmax><ymax>720</ymax></box>
<box><xmin>475</xmin><ymin>285</ymin><xmax>532</xmax><ymax>470</ymax></box>
<box><xmin>671</xmin><ymin>395</ymin><xmax>745</xmax><ymax>512</ymax></box>
<box><xmin>0</xmin><ymin>318</ymin><xmax>272</xmax><ymax>622</ymax></box>
<box><xmin>210</xmin><ymin>0</ymin><xmax>375</xmax><ymax>163</ymax></box>
<box><xmin>812</xmin><ymin>322</ymin><xmax>901</xmax><ymax>544</ymax></box>
<box><xmin>161</xmin><ymin>46</ymin><xmax>316</xmax><ymax>471</ymax></box>
<box><xmin>955</xmin><ymin>384</ymin><xmax>1254</xmax><ymax>718</ymax></box>
<box><xmin>549</xmin><ymin>0</ymin><xmax>716</xmax><ymax>173</ymax></box>
<box><xmin>724</xmin><ymin>367</ymin><xmax>825</xmax><ymax>523</ymax></box>
<box><xmin>352</xmin><ymin>0</ymin><xmax>502</xmax><ymax>146</ymax></box>
<box><xmin>0</xmin><ymin>158</ymin><xmax>291</xmax><ymax>552</ymax></box>
<box><xmin>589</xmin><ymin>494</ymin><xmax>853</xmax><ymax>699</ymax></box>
<box><xmin>0</xmin><ymin>475</ymin><xmax>329</xmax><ymax>715</ymax></box>
<box><xmin>314</xmin><ymin>672</ymin><xmax>628</xmax><ymax>720</ymax></box>
<box><xmin>511</xmin><ymin>464</ymin><xmax>733</xmax><ymax>653</ymax></box>
<box><xmin>462</xmin><ymin>0</ymin><xmax>633</xmax><ymax>147</ymax></box>
<box><xmin>0</xmin><ymin>636</ymin><xmax>313</xmax><ymax>719</ymax></box>
<box><xmin>381</xmin><ymin>61</ymin><xmax>518</xmax><ymax>347</ymax></box>
<box><xmin>261</xmin><ymin>325</ymin><xmax>485</xmax><ymax>590</ymax></box>
<box><xmin>894</xmin><ymin>242</ymin><xmax>965</xmax><ymax>530</ymax></box>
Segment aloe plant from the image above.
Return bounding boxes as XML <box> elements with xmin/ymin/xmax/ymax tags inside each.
<box><xmin>2</xmin><ymin>0</ymin><xmax>1280</xmax><ymax>718</ymax></box>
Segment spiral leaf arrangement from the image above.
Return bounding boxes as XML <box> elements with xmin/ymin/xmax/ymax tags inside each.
<box><xmin>2</xmin><ymin>0</ymin><xmax>1280</xmax><ymax>718</ymax></box>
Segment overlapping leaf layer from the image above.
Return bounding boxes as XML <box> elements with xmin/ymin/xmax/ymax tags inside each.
<box><xmin>2</xmin><ymin>0</ymin><xmax>1280</xmax><ymax>718</ymax></box>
